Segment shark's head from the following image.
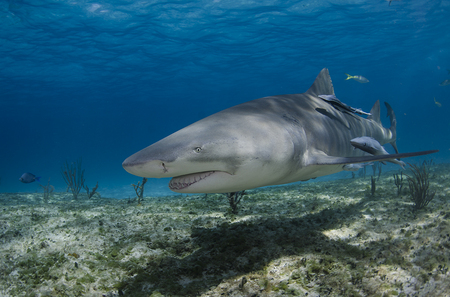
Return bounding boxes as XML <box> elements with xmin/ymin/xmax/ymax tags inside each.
<box><xmin>122</xmin><ymin>107</ymin><xmax>296</xmax><ymax>193</ymax></box>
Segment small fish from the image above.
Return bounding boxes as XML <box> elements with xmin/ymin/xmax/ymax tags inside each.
<box><xmin>343</xmin><ymin>162</ymin><xmax>373</xmax><ymax>171</ymax></box>
<box><xmin>345</xmin><ymin>73</ymin><xmax>369</xmax><ymax>83</ymax></box>
<box><xmin>19</xmin><ymin>172</ymin><xmax>40</xmax><ymax>183</ymax></box>
<box><xmin>350</xmin><ymin>136</ymin><xmax>406</xmax><ymax>168</ymax></box>
<box><xmin>439</xmin><ymin>79</ymin><xmax>450</xmax><ymax>86</ymax></box>
<box><xmin>434</xmin><ymin>97</ymin><xmax>442</xmax><ymax>107</ymax></box>
<box><xmin>318</xmin><ymin>95</ymin><xmax>371</xmax><ymax>115</ymax></box>
<box><xmin>387</xmin><ymin>0</ymin><xmax>400</xmax><ymax>6</ymax></box>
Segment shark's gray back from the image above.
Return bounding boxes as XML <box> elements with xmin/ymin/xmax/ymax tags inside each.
<box><xmin>218</xmin><ymin>69</ymin><xmax>392</xmax><ymax>165</ymax></box>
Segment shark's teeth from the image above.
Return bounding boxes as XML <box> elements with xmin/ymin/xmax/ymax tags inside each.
<box><xmin>169</xmin><ymin>171</ymin><xmax>215</xmax><ymax>190</ymax></box>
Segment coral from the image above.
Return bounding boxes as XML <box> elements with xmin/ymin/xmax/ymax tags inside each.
<box><xmin>61</xmin><ymin>159</ymin><xmax>85</xmax><ymax>200</ymax></box>
<box><xmin>224</xmin><ymin>190</ymin><xmax>246</xmax><ymax>214</ymax></box>
<box><xmin>372</xmin><ymin>161</ymin><xmax>383</xmax><ymax>180</ymax></box>
<box><xmin>406</xmin><ymin>160</ymin><xmax>436</xmax><ymax>211</ymax></box>
<box><xmin>39</xmin><ymin>178</ymin><xmax>54</xmax><ymax>203</ymax></box>
<box><xmin>131</xmin><ymin>177</ymin><xmax>147</xmax><ymax>205</ymax></box>
<box><xmin>83</xmin><ymin>181</ymin><xmax>99</xmax><ymax>199</ymax></box>
<box><xmin>393</xmin><ymin>172</ymin><xmax>403</xmax><ymax>196</ymax></box>
<box><xmin>371</xmin><ymin>176</ymin><xmax>376</xmax><ymax>196</ymax></box>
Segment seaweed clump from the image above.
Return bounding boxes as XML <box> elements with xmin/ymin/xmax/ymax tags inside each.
<box><xmin>61</xmin><ymin>158</ymin><xmax>99</xmax><ymax>199</ymax></box>
<box><xmin>393</xmin><ymin>172</ymin><xmax>403</xmax><ymax>196</ymax></box>
<box><xmin>84</xmin><ymin>181</ymin><xmax>99</xmax><ymax>199</ymax></box>
<box><xmin>225</xmin><ymin>190</ymin><xmax>245</xmax><ymax>214</ymax></box>
<box><xmin>39</xmin><ymin>178</ymin><xmax>54</xmax><ymax>203</ymax></box>
<box><xmin>131</xmin><ymin>177</ymin><xmax>147</xmax><ymax>205</ymax></box>
<box><xmin>61</xmin><ymin>159</ymin><xmax>85</xmax><ymax>200</ymax></box>
<box><xmin>406</xmin><ymin>160</ymin><xmax>436</xmax><ymax>211</ymax></box>
<box><xmin>370</xmin><ymin>176</ymin><xmax>376</xmax><ymax>196</ymax></box>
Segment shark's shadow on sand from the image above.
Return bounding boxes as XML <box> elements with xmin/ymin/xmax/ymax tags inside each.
<box><xmin>116</xmin><ymin>192</ymin><xmax>420</xmax><ymax>296</ymax></box>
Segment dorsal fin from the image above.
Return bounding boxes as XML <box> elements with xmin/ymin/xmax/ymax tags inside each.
<box><xmin>306</xmin><ymin>68</ymin><xmax>335</xmax><ymax>96</ymax></box>
<box><xmin>367</xmin><ymin>100</ymin><xmax>381</xmax><ymax>124</ymax></box>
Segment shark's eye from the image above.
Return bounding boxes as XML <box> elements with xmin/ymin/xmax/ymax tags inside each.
<box><xmin>194</xmin><ymin>147</ymin><xmax>202</xmax><ymax>153</ymax></box>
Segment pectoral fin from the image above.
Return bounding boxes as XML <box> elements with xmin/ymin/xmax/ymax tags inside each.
<box><xmin>311</xmin><ymin>150</ymin><xmax>438</xmax><ymax>166</ymax></box>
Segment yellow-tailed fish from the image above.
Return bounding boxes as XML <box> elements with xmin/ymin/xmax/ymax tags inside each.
<box><xmin>345</xmin><ymin>73</ymin><xmax>369</xmax><ymax>83</ymax></box>
<box><xmin>439</xmin><ymin>79</ymin><xmax>450</xmax><ymax>86</ymax></box>
<box><xmin>434</xmin><ymin>97</ymin><xmax>442</xmax><ymax>107</ymax></box>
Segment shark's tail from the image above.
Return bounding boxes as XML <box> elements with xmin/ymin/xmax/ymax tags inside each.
<box><xmin>344</xmin><ymin>73</ymin><xmax>352</xmax><ymax>80</ymax></box>
<box><xmin>384</xmin><ymin>102</ymin><xmax>399</xmax><ymax>154</ymax></box>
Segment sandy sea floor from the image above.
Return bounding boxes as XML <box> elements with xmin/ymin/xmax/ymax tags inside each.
<box><xmin>0</xmin><ymin>163</ymin><xmax>449</xmax><ymax>297</ymax></box>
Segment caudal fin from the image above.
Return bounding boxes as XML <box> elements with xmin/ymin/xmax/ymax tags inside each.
<box><xmin>384</xmin><ymin>102</ymin><xmax>398</xmax><ymax>154</ymax></box>
<box><xmin>345</xmin><ymin>73</ymin><xmax>352</xmax><ymax>80</ymax></box>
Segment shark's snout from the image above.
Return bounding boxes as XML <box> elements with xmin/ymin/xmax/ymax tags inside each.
<box><xmin>122</xmin><ymin>157</ymin><xmax>142</xmax><ymax>169</ymax></box>
<box><xmin>122</xmin><ymin>156</ymin><xmax>169</xmax><ymax>178</ymax></box>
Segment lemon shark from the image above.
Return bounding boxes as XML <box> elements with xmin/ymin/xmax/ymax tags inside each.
<box><xmin>123</xmin><ymin>68</ymin><xmax>437</xmax><ymax>193</ymax></box>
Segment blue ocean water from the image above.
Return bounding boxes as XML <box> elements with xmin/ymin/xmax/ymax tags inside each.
<box><xmin>1</xmin><ymin>0</ymin><xmax>449</xmax><ymax>198</ymax></box>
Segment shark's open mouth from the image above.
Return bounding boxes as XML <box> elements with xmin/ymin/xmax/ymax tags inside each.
<box><xmin>169</xmin><ymin>171</ymin><xmax>216</xmax><ymax>190</ymax></box>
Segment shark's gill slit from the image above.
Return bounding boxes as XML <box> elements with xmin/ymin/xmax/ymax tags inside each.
<box><xmin>162</xmin><ymin>162</ymin><xmax>168</xmax><ymax>173</ymax></box>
